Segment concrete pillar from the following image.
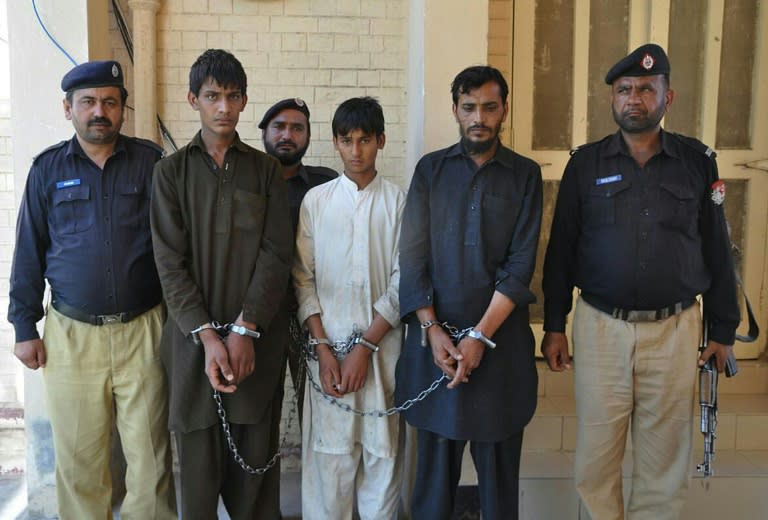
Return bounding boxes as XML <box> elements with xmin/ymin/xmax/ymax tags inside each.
<box><xmin>405</xmin><ymin>0</ymin><xmax>489</xmax><ymax>178</ymax></box>
<box><xmin>7</xmin><ymin>1</ymin><xmax>109</xmax><ymax>516</ymax></box>
<box><xmin>128</xmin><ymin>0</ymin><xmax>160</xmax><ymax>143</ymax></box>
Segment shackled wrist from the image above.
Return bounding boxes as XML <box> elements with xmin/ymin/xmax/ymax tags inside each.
<box><xmin>227</xmin><ymin>324</ymin><xmax>261</xmax><ymax>340</ymax></box>
<box><xmin>308</xmin><ymin>336</ymin><xmax>331</xmax><ymax>349</ymax></box>
<box><xmin>354</xmin><ymin>336</ymin><xmax>379</xmax><ymax>353</ymax></box>
<box><xmin>191</xmin><ymin>322</ymin><xmax>215</xmax><ymax>346</ymax></box>
<box><xmin>420</xmin><ymin>320</ymin><xmax>440</xmax><ymax>347</ymax></box>
<box><xmin>466</xmin><ymin>328</ymin><xmax>496</xmax><ymax>349</ymax></box>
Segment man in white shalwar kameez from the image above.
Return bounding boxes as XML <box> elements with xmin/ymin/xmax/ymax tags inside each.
<box><xmin>293</xmin><ymin>97</ymin><xmax>405</xmax><ymax>520</ymax></box>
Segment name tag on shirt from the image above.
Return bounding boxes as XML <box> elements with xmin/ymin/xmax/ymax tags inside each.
<box><xmin>595</xmin><ymin>174</ymin><xmax>622</xmax><ymax>186</ymax></box>
<box><xmin>56</xmin><ymin>179</ymin><xmax>81</xmax><ymax>189</ymax></box>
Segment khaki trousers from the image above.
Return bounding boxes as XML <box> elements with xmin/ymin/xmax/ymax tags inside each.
<box><xmin>43</xmin><ymin>305</ymin><xmax>176</xmax><ymax>520</ymax></box>
<box><xmin>573</xmin><ymin>296</ymin><xmax>700</xmax><ymax>520</ymax></box>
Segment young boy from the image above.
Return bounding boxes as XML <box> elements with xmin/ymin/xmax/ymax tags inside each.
<box><xmin>293</xmin><ymin>97</ymin><xmax>405</xmax><ymax>519</ymax></box>
<box><xmin>150</xmin><ymin>49</ymin><xmax>293</xmax><ymax>519</ymax></box>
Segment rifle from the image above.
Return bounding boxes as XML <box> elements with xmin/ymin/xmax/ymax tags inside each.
<box><xmin>695</xmin><ymin>323</ymin><xmax>739</xmax><ymax>477</ymax></box>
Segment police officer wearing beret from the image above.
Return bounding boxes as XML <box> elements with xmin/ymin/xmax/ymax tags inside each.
<box><xmin>259</xmin><ymin>99</ymin><xmax>337</xmax><ymax>425</ymax></box>
<box><xmin>542</xmin><ymin>44</ymin><xmax>740</xmax><ymax>519</ymax></box>
<box><xmin>8</xmin><ymin>61</ymin><xmax>176</xmax><ymax>519</ymax></box>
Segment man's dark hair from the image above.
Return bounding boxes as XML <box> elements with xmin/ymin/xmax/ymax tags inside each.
<box><xmin>188</xmin><ymin>49</ymin><xmax>247</xmax><ymax>97</ymax></box>
<box><xmin>332</xmin><ymin>97</ymin><xmax>385</xmax><ymax>137</ymax></box>
<box><xmin>451</xmin><ymin>66</ymin><xmax>509</xmax><ymax>105</ymax></box>
<box><xmin>66</xmin><ymin>88</ymin><xmax>128</xmax><ymax>106</ymax></box>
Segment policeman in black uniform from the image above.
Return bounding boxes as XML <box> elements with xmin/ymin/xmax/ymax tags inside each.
<box><xmin>259</xmin><ymin>98</ymin><xmax>337</xmax><ymax>423</ymax></box>
<box><xmin>8</xmin><ymin>61</ymin><xmax>176</xmax><ymax>519</ymax></box>
<box><xmin>541</xmin><ymin>44</ymin><xmax>739</xmax><ymax>520</ymax></box>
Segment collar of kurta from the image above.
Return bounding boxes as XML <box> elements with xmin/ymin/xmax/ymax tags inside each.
<box><xmin>188</xmin><ymin>130</ymin><xmax>250</xmax><ymax>154</ymax></box>
<box><xmin>445</xmin><ymin>139</ymin><xmax>517</xmax><ymax>169</ymax></box>
<box><xmin>604</xmin><ymin>128</ymin><xmax>680</xmax><ymax>160</ymax></box>
<box><xmin>339</xmin><ymin>170</ymin><xmax>381</xmax><ymax>192</ymax></box>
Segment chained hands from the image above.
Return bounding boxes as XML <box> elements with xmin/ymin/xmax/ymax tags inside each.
<box><xmin>317</xmin><ymin>345</ymin><xmax>344</xmax><ymax>398</ymax></box>
<box><xmin>339</xmin><ymin>346</ymin><xmax>372</xmax><ymax>394</ymax></box>
<box><xmin>448</xmin><ymin>336</ymin><xmax>485</xmax><ymax>389</ymax></box>
<box><xmin>200</xmin><ymin>329</ymin><xmax>237</xmax><ymax>393</ymax></box>
<box><xmin>225</xmin><ymin>332</ymin><xmax>255</xmax><ymax>385</ymax></box>
<box><xmin>428</xmin><ymin>326</ymin><xmax>464</xmax><ymax>381</ymax></box>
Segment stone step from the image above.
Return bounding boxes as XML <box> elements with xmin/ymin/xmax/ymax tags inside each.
<box><xmin>0</xmin><ymin>405</ymin><xmax>24</xmax><ymax>476</ymax></box>
<box><xmin>536</xmin><ymin>355</ymin><xmax>768</xmax><ymax>398</ymax></box>
<box><xmin>515</xmin><ymin>451</ymin><xmax>768</xmax><ymax>520</ymax></box>
<box><xmin>524</xmin><ymin>392</ymin><xmax>768</xmax><ymax>452</ymax></box>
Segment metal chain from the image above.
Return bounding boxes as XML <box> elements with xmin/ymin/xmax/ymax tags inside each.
<box><xmin>304</xmin><ymin>329</ymin><xmax>366</xmax><ymax>361</ymax></box>
<box><xmin>213</xmin><ymin>389</ymin><xmax>282</xmax><ymax>475</ymax></box>
<box><xmin>305</xmin><ymin>365</ymin><xmax>446</xmax><ymax>417</ymax></box>
<box><xmin>304</xmin><ymin>322</ymin><xmax>471</xmax><ymax>417</ymax></box>
<box><xmin>208</xmin><ymin>321</ymin><xmax>300</xmax><ymax>475</ymax></box>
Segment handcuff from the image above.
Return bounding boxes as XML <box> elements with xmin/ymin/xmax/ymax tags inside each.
<box><xmin>191</xmin><ymin>321</ymin><xmax>261</xmax><ymax>346</ymax></box>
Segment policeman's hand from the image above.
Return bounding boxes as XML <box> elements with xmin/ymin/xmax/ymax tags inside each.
<box><xmin>428</xmin><ymin>326</ymin><xmax>463</xmax><ymax>380</ymax></box>
<box><xmin>317</xmin><ymin>345</ymin><xmax>343</xmax><ymax>398</ymax></box>
<box><xmin>14</xmin><ymin>339</ymin><xmax>47</xmax><ymax>370</ymax></box>
<box><xmin>541</xmin><ymin>332</ymin><xmax>572</xmax><ymax>371</ymax></box>
<box><xmin>448</xmin><ymin>336</ymin><xmax>485</xmax><ymax>389</ymax></box>
<box><xmin>200</xmin><ymin>329</ymin><xmax>236</xmax><ymax>393</ymax></box>
<box><xmin>225</xmin><ymin>332</ymin><xmax>256</xmax><ymax>385</ymax></box>
<box><xmin>699</xmin><ymin>340</ymin><xmax>733</xmax><ymax>373</ymax></box>
<box><xmin>340</xmin><ymin>346</ymin><xmax>372</xmax><ymax>394</ymax></box>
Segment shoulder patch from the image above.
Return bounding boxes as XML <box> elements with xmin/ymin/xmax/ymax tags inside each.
<box><xmin>131</xmin><ymin>136</ymin><xmax>166</xmax><ymax>158</ymax></box>
<box><xmin>670</xmin><ymin>132</ymin><xmax>717</xmax><ymax>161</ymax></box>
<box><xmin>569</xmin><ymin>136</ymin><xmax>607</xmax><ymax>156</ymax></box>
<box><xmin>32</xmin><ymin>140</ymin><xmax>68</xmax><ymax>163</ymax></box>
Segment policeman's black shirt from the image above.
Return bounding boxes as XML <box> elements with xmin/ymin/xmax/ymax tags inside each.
<box><xmin>285</xmin><ymin>163</ymin><xmax>338</xmax><ymax>235</ymax></box>
<box><xmin>543</xmin><ymin>129</ymin><xmax>740</xmax><ymax>344</ymax></box>
<box><xmin>8</xmin><ymin>134</ymin><xmax>164</xmax><ymax>342</ymax></box>
<box><xmin>282</xmin><ymin>163</ymin><xmax>337</xmax><ymax>312</ymax></box>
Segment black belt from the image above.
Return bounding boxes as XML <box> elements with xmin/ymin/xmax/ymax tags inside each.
<box><xmin>581</xmin><ymin>293</ymin><xmax>695</xmax><ymax>322</ymax></box>
<box><xmin>52</xmin><ymin>300</ymin><xmax>158</xmax><ymax>326</ymax></box>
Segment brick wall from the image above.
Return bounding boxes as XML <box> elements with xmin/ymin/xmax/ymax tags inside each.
<box><xmin>0</xmin><ymin>0</ymin><xmax>20</xmax><ymax>410</ymax></box>
<box><xmin>0</xmin><ymin>0</ymin><xmax>20</xmax><ymax>407</ymax></box>
<box><xmin>150</xmin><ymin>0</ymin><xmax>409</xmax><ymax>459</ymax></box>
<box><xmin>155</xmin><ymin>0</ymin><xmax>409</xmax><ymax>189</ymax></box>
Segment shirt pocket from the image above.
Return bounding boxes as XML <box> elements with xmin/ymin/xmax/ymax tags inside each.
<box><xmin>659</xmin><ymin>182</ymin><xmax>698</xmax><ymax>234</ymax></box>
<box><xmin>585</xmin><ymin>180</ymin><xmax>632</xmax><ymax>228</ymax></box>
<box><xmin>50</xmin><ymin>185</ymin><xmax>94</xmax><ymax>234</ymax></box>
<box><xmin>232</xmin><ymin>188</ymin><xmax>267</xmax><ymax>233</ymax></box>
<box><xmin>116</xmin><ymin>182</ymin><xmax>149</xmax><ymax>229</ymax></box>
<box><xmin>481</xmin><ymin>192</ymin><xmax>521</xmax><ymax>259</ymax></box>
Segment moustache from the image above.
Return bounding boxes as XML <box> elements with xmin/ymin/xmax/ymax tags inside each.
<box><xmin>276</xmin><ymin>140</ymin><xmax>296</xmax><ymax>147</ymax></box>
<box><xmin>88</xmin><ymin>118</ymin><xmax>112</xmax><ymax>127</ymax></box>
<box><xmin>468</xmin><ymin>125</ymin><xmax>491</xmax><ymax>132</ymax></box>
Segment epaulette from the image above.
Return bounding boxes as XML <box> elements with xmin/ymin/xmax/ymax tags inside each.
<box><xmin>669</xmin><ymin>132</ymin><xmax>717</xmax><ymax>161</ymax></box>
<box><xmin>32</xmin><ymin>140</ymin><xmax>68</xmax><ymax>163</ymax></box>
<box><xmin>130</xmin><ymin>136</ymin><xmax>167</xmax><ymax>158</ymax></box>
<box><xmin>569</xmin><ymin>135</ymin><xmax>610</xmax><ymax>156</ymax></box>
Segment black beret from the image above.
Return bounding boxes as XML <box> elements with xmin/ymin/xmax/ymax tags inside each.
<box><xmin>61</xmin><ymin>60</ymin><xmax>125</xmax><ymax>92</ymax></box>
<box><xmin>258</xmin><ymin>98</ymin><xmax>311</xmax><ymax>129</ymax></box>
<box><xmin>604</xmin><ymin>43</ymin><xmax>670</xmax><ymax>84</ymax></box>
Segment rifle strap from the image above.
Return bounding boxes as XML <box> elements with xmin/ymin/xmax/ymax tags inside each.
<box><xmin>733</xmin><ymin>259</ymin><xmax>760</xmax><ymax>343</ymax></box>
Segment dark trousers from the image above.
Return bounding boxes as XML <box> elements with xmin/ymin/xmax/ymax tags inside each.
<box><xmin>175</xmin><ymin>399</ymin><xmax>282</xmax><ymax>520</ymax></box>
<box><xmin>411</xmin><ymin>429</ymin><xmax>523</xmax><ymax>520</ymax></box>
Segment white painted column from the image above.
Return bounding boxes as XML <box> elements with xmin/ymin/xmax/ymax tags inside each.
<box><xmin>128</xmin><ymin>0</ymin><xmax>160</xmax><ymax>143</ymax></box>
<box><xmin>7</xmin><ymin>1</ymin><xmax>96</xmax><ymax>516</ymax></box>
<box><xmin>406</xmin><ymin>0</ymin><xmax>489</xmax><ymax>179</ymax></box>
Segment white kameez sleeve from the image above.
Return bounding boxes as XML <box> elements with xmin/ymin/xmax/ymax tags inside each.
<box><xmin>372</xmin><ymin>190</ymin><xmax>405</xmax><ymax>327</ymax></box>
<box><xmin>292</xmin><ymin>195</ymin><xmax>322</xmax><ymax>324</ymax></box>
